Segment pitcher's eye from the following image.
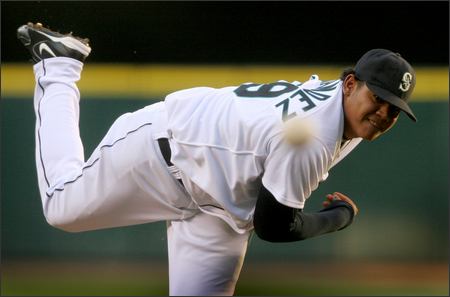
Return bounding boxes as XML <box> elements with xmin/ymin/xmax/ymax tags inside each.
<box><xmin>373</xmin><ymin>95</ymin><xmax>384</xmax><ymax>104</ymax></box>
<box><xmin>389</xmin><ymin>105</ymin><xmax>401</xmax><ymax>117</ymax></box>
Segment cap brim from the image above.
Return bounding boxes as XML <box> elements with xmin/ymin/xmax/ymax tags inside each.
<box><xmin>366</xmin><ymin>82</ymin><xmax>417</xmax><ymax>122</ymax></box>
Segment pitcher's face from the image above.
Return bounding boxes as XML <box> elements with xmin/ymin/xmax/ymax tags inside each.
<box><xmin>343</xmin><ymin>75</ymin><xmax>400</xmax><ymax>141</ymax></box>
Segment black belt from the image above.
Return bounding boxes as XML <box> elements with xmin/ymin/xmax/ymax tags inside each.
<box><xmin>157</xmin><ymin>138</ymin><xmax>184</xmax><ymax>185</ymax></box>
<box><xmin>157</xmin><ymin>138</ymin><xmax>174</xmax><ymax>166</ymax></box>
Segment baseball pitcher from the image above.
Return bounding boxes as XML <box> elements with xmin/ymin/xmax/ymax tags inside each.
<box><xmin>17</xmin><ymin>22</ymin><xmax>416</xmax><ymax>295</ymax></box>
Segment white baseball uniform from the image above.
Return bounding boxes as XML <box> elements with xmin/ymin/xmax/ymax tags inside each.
<box><xmin>32</xmin><ymin>57</ymin><xmax>361</xmax><ymax>295</ymax></box>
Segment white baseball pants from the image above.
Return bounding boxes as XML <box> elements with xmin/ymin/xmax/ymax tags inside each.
<box><xmin>32</xmin><ymin>57</ymin><xmax>250</xmax><ymax>295</ymax></box>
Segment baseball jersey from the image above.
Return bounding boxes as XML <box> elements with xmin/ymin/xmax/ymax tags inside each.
<box><xmin>163</xmin><ymin>76</ymin><xmax>362</xmax><ymax>233</ymax></box>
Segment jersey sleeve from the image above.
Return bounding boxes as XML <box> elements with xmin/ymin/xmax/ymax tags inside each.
<box><xmin>262</xmin><ymin>134</ymin><xmax>331</xmax><ymax>209</ymax></box>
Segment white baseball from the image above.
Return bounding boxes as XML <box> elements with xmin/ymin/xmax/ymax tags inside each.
<box><xmin>283</xmin><ymin>117</ymin><xmax>315</xmax><ymax>145</ymax></box>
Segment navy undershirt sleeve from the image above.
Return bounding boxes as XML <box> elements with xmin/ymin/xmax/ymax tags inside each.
<box><xmin>253</xmin><ymin>186</ymin><xmax>355</xmax><ymax>242</ymax></box>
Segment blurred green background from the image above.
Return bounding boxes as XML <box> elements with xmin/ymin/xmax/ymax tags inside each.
<box><xmin>2</xmin><ymin>98</ymin><xmax>448</xmax><ymax>296</ymax></box>
<box><xmin>1</xmin><ymin>1</ymin><xmax>448</xmax><ymax>296</ymax></box>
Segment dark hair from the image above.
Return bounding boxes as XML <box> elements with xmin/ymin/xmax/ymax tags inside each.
<box><xmin>340</xmin><ymin>67</ymin><xmax>364</xmax><ymax>88</ymax></box>
<box><xmin>340</xmin><ymin>68</ymin><xmax>356</xmax><ymax>81</ymax></box>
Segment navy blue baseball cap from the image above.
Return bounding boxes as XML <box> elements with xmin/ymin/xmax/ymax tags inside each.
<box><xmin>354</xmin><ymin>49</ymin><xmax>417</xmax><ymax>122</ymax></box>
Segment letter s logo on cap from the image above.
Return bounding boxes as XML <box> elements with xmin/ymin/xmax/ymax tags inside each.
<box><xmin>399</xmin><ymin>72</ymin><xmax>413</xmax><ymax>92</ymax></box>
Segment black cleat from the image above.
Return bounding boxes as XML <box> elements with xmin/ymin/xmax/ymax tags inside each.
<box><xmin>17</xmin><ymin>22</ymin><xmax>91</xmax><ymax>64</ymax></box>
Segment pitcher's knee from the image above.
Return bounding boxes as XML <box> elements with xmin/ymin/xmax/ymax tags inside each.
<box><xmin>44</xmin><ymin>211</ymin><xmax>84</xmax><ymax>233</ymax></box>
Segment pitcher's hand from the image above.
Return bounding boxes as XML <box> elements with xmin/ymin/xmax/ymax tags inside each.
<box><xmin>323</xmin><ymin>192</ymin><xmax>359</xmax><ymax>216</ymax></box>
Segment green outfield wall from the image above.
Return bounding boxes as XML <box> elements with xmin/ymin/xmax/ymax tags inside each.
<box><xmin>1</xmin><ymin>64</ymin><xmax>448</xmax><ymax>262</ymax></box>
